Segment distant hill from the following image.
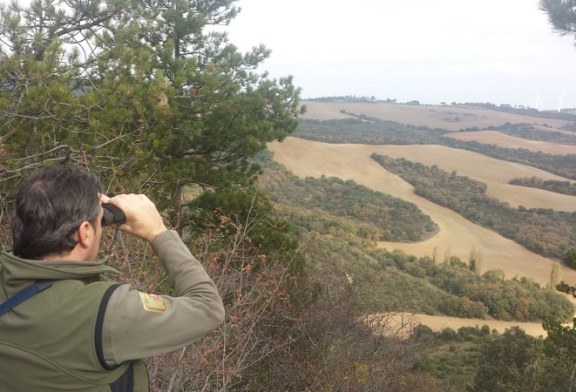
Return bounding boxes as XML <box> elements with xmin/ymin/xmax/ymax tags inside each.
<box><xmin>300</xmin><ymin>100</ymin><xmax>576</xmax><ymax>132</ymax></box>
<box><xmin>259</xmin><ymin>98</ymin><xmax>576</xmax><ymax>392</ymax></box>
<box><xmin>265</xmin><ymin>99</ymin><xmax>576</xmax><ymax>314</ymax></box>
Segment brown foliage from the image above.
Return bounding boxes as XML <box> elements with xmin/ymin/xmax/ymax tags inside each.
<box><xmin>99</xmin><ymin>211</ymin><xmax>445</xmax><ymax>391</ymax></box>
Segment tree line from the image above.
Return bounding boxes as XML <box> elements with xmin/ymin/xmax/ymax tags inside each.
<box><xmin>2</xmin><ymin>0</ymin><xmax>576</xmax><ymax>389</ymax></box>
<box><xmin>413</xmin><ymin>322</ymin><xmax>576</xmax><ymax>392</ymax></box>
<box><xmin>509</xmin><ymin>176</ymin><xmax>576</xmax><ymax>196</ymax></box>
<box><xmin>371</xmin><ymin>154</ymin><xmax>576</xmax><ymax>262</ymax></box>
<box><xmin>371</xmin><ymin>250</ymin><xmax>573</xmax><ymax>322</ymax></box>
<box><xmin>296</xmin><ymin>116</ymin><xmax>576</xmax><ymax>180</ymax></box>
<box><xmin>482</xmin><ymin>122</ymin><xmax>576</xmax><ymax>144</ymax></box>
<box><xmin>257</xmin><ymin>154</ymin><xmax>437</xmax><ymax>242</ymax></box>
<box><xmin>256</xmin><ymin>154</ymin><xmax>573</xmax><ymax>322</ymax></box>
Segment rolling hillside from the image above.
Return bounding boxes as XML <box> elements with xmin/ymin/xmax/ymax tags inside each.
<box><xmin>266</xmin><ymin>101</ymin><xmax>576</xmax><ymax>335</ymax></box>
<box><xmin>300</xmin><ymin>101</ymin><xmax>572</xmax><ymax>132</ymax></box>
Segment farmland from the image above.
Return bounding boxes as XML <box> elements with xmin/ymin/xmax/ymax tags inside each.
<box><xmin>300</xmin><ymin>101</ymin><xmax>571</xmax><ymax>131</ymax></box>
<box><xmin>267</xmin><ymin>101</ymin><xmax>576</xmax><ymax>335</ymax></box>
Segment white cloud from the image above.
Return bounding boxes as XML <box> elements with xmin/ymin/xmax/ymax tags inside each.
<box><xmin>226</xmin><ymin>0</ymin><xmax>576</xmax><ymax>109</ymax></box>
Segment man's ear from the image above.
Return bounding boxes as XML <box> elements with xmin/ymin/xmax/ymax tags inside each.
<box><xmin>76</xmin><ymin>221</ymin><xmax>93</xmax><ymax>249</ymax></box>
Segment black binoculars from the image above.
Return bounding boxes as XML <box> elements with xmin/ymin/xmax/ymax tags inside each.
<box><xmin>102</xmin><ymin>204</ymin><xmax>126</xmax><ymax>227</ymax></box>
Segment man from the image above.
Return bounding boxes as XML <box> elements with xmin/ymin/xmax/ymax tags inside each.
<box><xmin>0</xmin><ymin>165</ymin><xmax>225</xmax><ymax>391</ymax></box>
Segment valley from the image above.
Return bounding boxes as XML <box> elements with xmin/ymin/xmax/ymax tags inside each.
<box><xmin>267</xmin><ymin>101</ymin><xmax>576</xmax><ymax>335</ymax></box>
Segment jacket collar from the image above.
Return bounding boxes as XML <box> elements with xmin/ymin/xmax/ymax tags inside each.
<box><xmin>0</xmin><ymin>251</ymin><xmax>119</xmax><ymax>290</ymax></box>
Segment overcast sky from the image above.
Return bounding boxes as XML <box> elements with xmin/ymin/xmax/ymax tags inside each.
<box><xmin>224</xmin><ymin>0</ymin><xmax>576</xmax><ymax>110</ymax></box>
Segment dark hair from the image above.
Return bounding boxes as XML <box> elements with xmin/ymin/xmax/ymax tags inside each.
<box><xmin>11</xmin><ymin>165</ymin><xmax>103</xmax><ymax>259</ymax></box>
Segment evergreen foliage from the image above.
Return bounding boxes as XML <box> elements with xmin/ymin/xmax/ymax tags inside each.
<box><xmin>0</xmin><ymin>1</ymin><xmax>314</xmax><ymax>389</ymax></box>
<box><xmin>563</xmin><ymin>248</ymin><xmax>576</xmax><ymax>269</ymax></box>
<box><xmin>296</xmin><ymin>116</ymin><xmax>576</xmax><ymax>180</ymax></box>
<box><xmin>489</xmin><ymin>122</ymin><xmax>576</xmax><ymax>144</ymax></box>
<box><xmin>509</xmin><ymin>176</ymin><xmax>576</xmax><ymax>197</ymax></box>
<box><xmin>372</xmin><ymin>154</ymin><xmax>576</xmax><ymax>261</ymax></box>
<box><xmin>295</xmin><ymin>117</ymin><xmax>445</xmax><ymax>145</ymax></box>
<box><xmin>256</xmin><ymin>156</ymin><xmax>574</xmax><ymax>322</ymax></box>
<box><xmin>0</xmin><ymin>0</ymin><xmax>304</xmax><ymax>223</ymax></box>
<box><xmin>371</xmin><ymin>250</ymin><xmax>573</xmax><ymax>322</ymax></box>
<box><xmin>540</xmin><ymin>0</ymin><xmax>576</xmax><ymax>39</ymax></box>
<box><xmin>471</xmin><ymin>327</ymin><xmax>544</xmax><ymax>392</ymax></box>
<box><xmin>1</xmin><ymin>1</ymin><xmax>576</xmax><ymax>388</ymax></box>
<box><xmin>257</xmin><ymin>155</ymin><xmax>437</xmax><ymax>242</ymax></box>
<box><xmin>466</xmin><ymin>319</ymin><xmax>576</xmax><ymax>392</ymax></box>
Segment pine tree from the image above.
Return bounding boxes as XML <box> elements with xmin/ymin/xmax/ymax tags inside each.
<box><xmin>0</xmin><ymin>0</ymin><xmax>304</xmax><ymax>227</ymax></box>
<box><xmin>539</xmin><ymin>0</ymin><xmax>576</xmax><ymax>38</ymax></box>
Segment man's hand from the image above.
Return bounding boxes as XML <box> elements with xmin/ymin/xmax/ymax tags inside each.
<box><xmin>101</xmin><ymin>194</ymin><xmax>168</xmax><ymax>242</ymax></box>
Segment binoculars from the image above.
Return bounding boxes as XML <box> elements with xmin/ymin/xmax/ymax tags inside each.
<box><xmin>101</xmin><ymin>204</ymin><xmax>126</xmax><ymax>227</ymax></box>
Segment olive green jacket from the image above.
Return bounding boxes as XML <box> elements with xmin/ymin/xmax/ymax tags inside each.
<box><xmin>0</xmin><ymin>230</ymin><xmax>225</xmax><ymax>392</ymax></box>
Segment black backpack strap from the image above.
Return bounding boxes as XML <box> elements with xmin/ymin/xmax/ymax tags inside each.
<box><xmin>95</xmin><ymin>284</ymin><xmax>121</xmax><ymax>371</ymax></box>
<box><xmin>109</xmin><ymin>362</ymin><xmax>135</xmax><ymax>392</ymax></box>
<box><xmin>0</xmin><ymin>280</ymin><xmax>54</xmax><ymax>317</ymax></box>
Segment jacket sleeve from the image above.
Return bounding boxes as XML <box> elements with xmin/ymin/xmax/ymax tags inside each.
<box><xmin>100</xmin><ymin>230</ymin><xmax>225</xmax><ymax>365</ymax></box>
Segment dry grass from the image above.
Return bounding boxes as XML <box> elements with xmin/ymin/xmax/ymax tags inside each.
<box><xmin>272</xmin><ymin>102</ymin><xmax>576</xmax><ymax>336</ymax></box>
<box><xmin>268</xmin><ymin>137</ymin><xmax>576</xmax><ymax>286</ymax></box>
<box><xmin>388</xmin><ymin>313</ymin><xmax>548</xmax><ymax>337</ymax></box>
<box><xmin>367</xmin><ymin>144</ymin><xmax>576</xmax><ymax>212</ymax></box>
<box><xmin>445</xmin><ymin>130</ymin><xmax>576</xmax><ymax>155</ymax></box>
<box><xmin>267</xmin><ymin>139</ymin><xmax>576</xmax><ymax>336</ymax></box>
<box><xmin>301</xmin><ymin>101</ymin><xmax>571</xmax><ymax>131</ymax></box>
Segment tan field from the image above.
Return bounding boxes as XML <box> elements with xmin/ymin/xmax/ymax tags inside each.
<box><xmin>387</xmin><ymin>313</ymin><xmax>549</xmax><ymax>337</ymax></box>
<box><xmin>302</xmin><ymin>101</ymin><xmax>571</xmax><ymax>131</ymax></box>
<box><xmin>446</xmin><ymin>130</ymin><xmax>576</xmax><ymax>155</ymax></box>
<box><xmin>270</xmin><ymin>102</ymin><xmax>576</xmax><ymax>336</ymax></box>
<box><xmin>370</xmin><ymin>144</ymin><xmax>576</xmax><ymax>212</ymax></box>
<box><xmin>302</xmin><ymin>101</ymin><xmax>576</xmax><ymax>155</ymax></box>
<box><xmin>268</xmin><ymin>133</ymin><xmax>576</xmax><ymax>336</ymax></box>
<box><xmin>268</xmin><ymin>137</ymin><xmax>576</xmax><ymax>285</ymax></box>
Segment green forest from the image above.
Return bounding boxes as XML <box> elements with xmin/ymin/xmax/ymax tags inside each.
<box><xmin>257</xmin><ymin>155</ymin><xmax>437</xmax><ymax>242</ymax></box>
<box><xmin>509</xmin><ymin>176</ymin><xmax>576</xmax><ymax>196</ymax></box>
<box><xmin>257</xmin><ymin>154</ymin><xmax>574</xmax><ymax>322</ymax></box>
<box><xmin>255</xmin><ymin>153</ymin><xmax>576</xmax><ymax>390</ymax></box>
<box><xmin>295</xmin><ymin>116</ymin><xmax>576</xmax><ymax>179</ymax></box>
<box><xmin>370</xmin><ymin>154</ymin><xmax>576</xmax><ymax>261</ymax></box>
<box><xmin>253</xmin><ymin>153</ymin><xmax>576</xmax><ymax>390</ymax></box>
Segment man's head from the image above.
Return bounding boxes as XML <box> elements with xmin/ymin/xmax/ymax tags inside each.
<box><xmin>12</xmin><ymin>165</ymin><xmax>104</xmax><ymax>260</ymax></box>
